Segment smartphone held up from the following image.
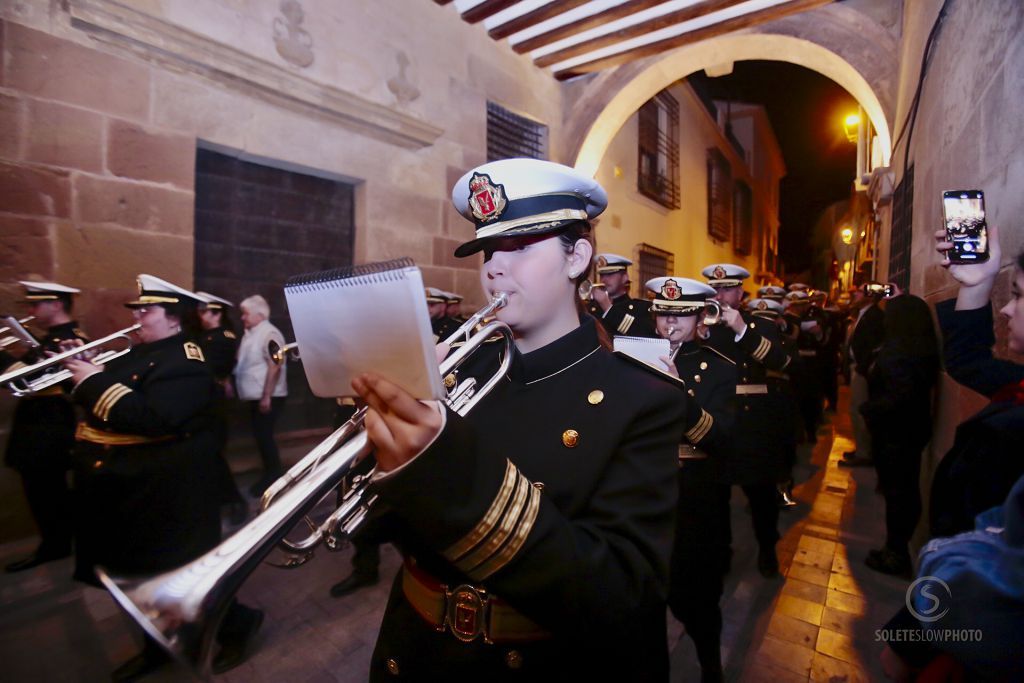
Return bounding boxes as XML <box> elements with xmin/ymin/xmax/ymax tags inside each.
<box><xmin>942</xmin><ymin>190</ymin><xmax>989</xmax><ymax>263</ymax></box>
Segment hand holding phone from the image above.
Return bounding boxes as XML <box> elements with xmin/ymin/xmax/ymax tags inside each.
<box><xmin>942</xmin><ymin>190</ymin><xmax>989</xmax><ymax>263</ymax></box>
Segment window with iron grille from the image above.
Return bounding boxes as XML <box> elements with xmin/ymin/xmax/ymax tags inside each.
<box><xmin>487</xmin><ymin>101</ymin><xmax>547</xmax><ymax>162</ymax></box>
<box><xmin>707</xmin><ymin>147</ymin><xmax>732</xmax><ymax>242</ymax></box>
<box><xmin>733</xmin><ymin>180</ymin><xmax>753</xmax><ymax>255</ymax></box>
<box><xmin>635</xmin><ymin>243</ymin><xmax>675</xmax><ymax>297</ymax></box>
<box><xmin>637</xmin><ymin>92</ymin><xmax>680</xmax><ymax>209</ymax></box>
<box><xmin>888</xmin><ymin>165</ymin><xmax>914</xmax><ymax>290</ymax></box>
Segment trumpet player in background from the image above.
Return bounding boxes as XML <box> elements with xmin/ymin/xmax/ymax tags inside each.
<box><xmin>352</xmin><ymin>159</ymin><xmax>713</xmax><ymax>680</ymax></box>
<box><xmin>1</xmin><ymin>281</ymin><xmax>87</xmax><ymax>573</ymax></box>
<box><xmin>648</xmin><ymin>276</ymin><xmax>737</xmax><ymax>683</ymax></box>
<box><xmin>61</xmin><ymin>275</ymin><xmax>262</xmax><ymax>680</ymax></box>
<box><xmin>700</xmin><ymin>263</ymin><xmax>793</xmax><ymax>579</ymax></box>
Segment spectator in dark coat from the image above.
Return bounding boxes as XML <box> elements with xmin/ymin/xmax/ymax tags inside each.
<box><xmin>860</xmin><ymin>292</ymin><xmax>940</xmax><ymax>575</ymax></box>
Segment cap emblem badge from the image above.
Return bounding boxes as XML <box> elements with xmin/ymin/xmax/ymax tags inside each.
<box><xmin>660</xmin><ymin>279</ymin><xmax>681</xmax><ymax>301</ymax></box>
<box><xmin>468</xmin><ymin>173</ymin><xmax>507</xmax><ymax>223</ymax></box>
<box><xmin>712</xmin><ymin>266</ymin><xmax>727</xmax><ymax>280</ymax></box>
<box><xmin>596</xmin><ymin>255</ymin><xmax>608</xmax><ymax>269</ymax></box>
<box><xmin>757</xmin><ymin>301</ymin><xmax>768</xmax><ymax>310</ymax></box>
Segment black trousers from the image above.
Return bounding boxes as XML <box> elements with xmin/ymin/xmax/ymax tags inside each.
<box><xmin>669</xmin><ymin>473</ymin><xmax>730</xmax><ymax>674</ymax></box>
<box><xmin>874</xmin><ymin>440</ymin><xmax>924</xmax><ymax>557</ymax></box>
<box><xmin>741</xmin><ymin>484</ymin><xmax>781</xmax><ymax>552</ymax></box>
<box><xmin>19</xmin><ymin>465</ymin><xmax>73</xmax><ymax>556</ymax></box>
<box><xmin>248</xmin><ymin>397</ymin><xmax>286</xmax><ymax>484</ymax></box>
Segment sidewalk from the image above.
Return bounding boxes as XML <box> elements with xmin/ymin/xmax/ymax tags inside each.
<box><xmin>0</xmin><ymin>388</ymin><xmax>909</xmax><ymax>681</ymax></box>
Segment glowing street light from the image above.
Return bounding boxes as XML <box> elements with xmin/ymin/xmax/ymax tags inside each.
<box><xmin>843</xmin><ymin>113</ymin><xmax>860</xmax><ymax>143</ymax></box>
<box><xmin>840</xmin><ymin>227</ymin><xmax>854</xmax><ymax>245</ymax></box>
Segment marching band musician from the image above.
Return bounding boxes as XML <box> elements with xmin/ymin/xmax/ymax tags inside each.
<box><xmin>785</xmin><ymin>288</ymin><xmax>826</xmax><ymax>444</ymax></box>
<box><xmin>648</xmin><ymin>276</ymin><xmax>736</xmax><ymax>683</ymax></box>
<box><xmin>1</xmin><ymin>281</ymin><xmax>87</xmax><ymax>573</ymax></box>
<box><xmin>61</xmin><ymin>275</ymin><xmax>262</xmax><ymax>679</ymax></box>
<box><xmin>426</xmin><ymin>287</ymin><xmax>457</xmax><ymax>341</ymax></box>
<box><xmin>354</xmin><ymin>159</ymin><xmax>709</xmax><ymax>679</ymax></box>
<box><xmin>195</xmin><ymin>290</ymin><xmax>247</xmax><ymax>524</ymax></box>
<box><xmin>700</xmin><ymin>263</ymin><xmax>792</xmax><ymax>578</ymax></box>
<box><xmin>590</xmin><ymin>253</ymin><xmax>658</xmax><ymax>338</ymax></box>
<box><xmin>444</xmin><ymin>290</ymin><xmax>467</xmax><ymax>324</ymax></box>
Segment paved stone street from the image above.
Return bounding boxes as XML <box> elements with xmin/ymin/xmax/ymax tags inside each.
<box><xmin>0</xmin><ymin>388</ymin><xmax>907</xmax><ymax>681</ymax></box>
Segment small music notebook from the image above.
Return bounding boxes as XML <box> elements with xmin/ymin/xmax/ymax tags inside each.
<box><xmin>284</xmin><ymin>258</ymin><xmax>445</xmax><ymax>399</ymax></box>
<box><xmin>612</xmin><ymin>335</ymin><xmax>670</xmax><ymax>373</ymax></box>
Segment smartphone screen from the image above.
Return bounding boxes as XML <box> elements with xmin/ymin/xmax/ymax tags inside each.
<box><xmin>942</xmin><ymin>190</ymin><xmax>988</xmax><ymax>263</ymax></box>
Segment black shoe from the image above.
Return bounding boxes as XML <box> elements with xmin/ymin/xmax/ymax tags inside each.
<box><xmin>211</xmin><ymin>609</ymin><xmax>264</xmax><ymax>675</ymax></box>
<box><xmin>110</xmin><ymin>648</ymin><xmax>169</xmax><ymax>682</ymax></box>
<box><xmin>865</xmin><ymin>548</ymin><xmax>911</xmax><ymax>577</ymax></box>
<box><xmin>838</xmin><ymin>456</ymin><xmax>873</xmax><ymax>468</ymax></box>
<box><xmin>5</xmin><ymin>549</ymin><xmax>71</xmax><ymax>573</ymax></box>
<box><xmin>757</xmin><ymin>548</ymin><xmax>779</xmax><ymax>578</ymax></box>
<box><xmin>330</xmin><ymin>571</ymin><xmax>379</xmax><ymax>598</ymax></box>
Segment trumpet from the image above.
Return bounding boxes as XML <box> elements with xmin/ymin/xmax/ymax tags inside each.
<box><xmin>0</xmin><ymin>316</ymin><xmax>35</xmax><ymax>348</ymax></box>
<box><xmin>0</xmin><ymin>325</ymin><xmax>140</xmax><ymax>396</ymax></box>
<box><xmin>267</xmin><ymin>339</ymin><xmax>300</xmax><ymax>365</ymax></box>
<box><xmin>577</xmin><ymin>279</ymin><xmax>605</xmax><ymax>301</ymax></box>
<box><xmin>97</xmin><ymin>294</ymin><xmax>514</xmax><ymax>676</ymax></box>
<box><xmin>701</xmin><ymin>300</ymin><xmax>724</xmax><ymax>326</ymax></box>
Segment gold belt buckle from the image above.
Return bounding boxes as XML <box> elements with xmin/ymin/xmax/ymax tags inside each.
<box><xmin>445</xmin><ymin>584</ymin><xmax>491</xmax><ymax>643</ymax></box>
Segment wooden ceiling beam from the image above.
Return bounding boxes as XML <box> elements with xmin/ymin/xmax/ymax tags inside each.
<box><xmin>552</xmin><ymin>0</ymin><xmax>833</xmax><ymax>80</ymax></box>
<box><xmin>511</xmin><ymin>0</ymin><xmax>665</xmax><ymax>54</ymax></box>
<box><xmin>534</xmin><ymin>0</ymin><xmax>749</xmax><ymax>68</ymax></box>
<box><xmin>488</xmin><ymin>0</ymin><xmax>592</xmax><ymax>41</ymax></box>
<box><xmin>462</xmin><ymin>0</ymin><xmax>520</xmax><ymax>24</ymax></box>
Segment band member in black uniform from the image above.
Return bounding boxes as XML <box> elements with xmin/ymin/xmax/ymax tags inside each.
<box><xmin>841</xmin><ymin>284</ymin><xmax>884</xmax><ymax>466</ymax></box>
<box><xmin>62</xmin><ymin>275</ymin><xmax>262</xmax><ymax>680</ymax></box>
<box><xmin>647</xmin><ymin>276</ymin><xmax>735</xmax><ymax>683</ymax></box>
<box><xmin>1</xmin><ymin>281</ymin><xmax>87</xmax><ymax>572</ymax></box>
<box><xmin>701</xmin><ymin>263</ymin><xmax>793</xmax><ymax>578</ymax></box>
<box><xmin>195</xmin><ymin>291</ymin><xmax>247</xmax><ymax>524</ymax></box>
<box><xmin>590</xmin><ymin>253</ymin><xmax>657</xmax><ymax>338</ymax></box>
<box><xmin>785</xmin><ymin>289</ymin><xmax>826</xmax><ymax>445</ymax></box>
<box><xmin>426</xmin><ymin>287</ymin><xmax>458</xmax><ymax>341</ymax></box>
<box><xmin>445</xmin><ymin>291</ymin><xmax>467</xmax><ymax>324</ymax></box>
<box><xmin>356</xmin><ymin>159</ymin><xmax>707</xmax><ymax>680</ymax></box>
<box><xmin>748</xmin><ymin>297</ymin><xmax>800</xmax><ymax>509</ymax></box>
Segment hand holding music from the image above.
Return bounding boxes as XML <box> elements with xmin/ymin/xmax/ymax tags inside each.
<box><xmin>353</xmin><ymin>372</ymin><xmax>443</xmax><ymax>473</ymax></box>
<box><xmin>658</xmin><ymin>356</ymin><xmax>680</xmax><ymax>378</ymax></box>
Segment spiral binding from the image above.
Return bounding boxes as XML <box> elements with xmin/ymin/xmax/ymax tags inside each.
<box><xmin>284</xmin><ymin>257</ymin><xmax>417</xmax><ymax>292</ymax></box>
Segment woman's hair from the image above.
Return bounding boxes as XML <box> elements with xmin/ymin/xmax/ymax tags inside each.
<box><xmin>240</xmin><ymin>294</ymin><xmax>271</xmax><ymax>318</ymax></box>
<box><xmin>880</xmin><ymin>294</ymin><xmax>940</xmax><ymax>377</ymax></box>
<box><xmin>159</xmin><ymin>302</ymin><xmax>202</xmax><ymax>338</ymax></box>
<box><xmin>557</xmin><ymin>221</ymin><xmax>613</xmax><ymax>350</ymax></box>
<box><xmin>1016</xmin><ymin>249</ymin><xmax>1024</xmax><ymax>273</ymax></box>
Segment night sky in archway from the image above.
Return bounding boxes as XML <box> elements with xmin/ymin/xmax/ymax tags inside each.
<box><xmin>688</xmin><ymin>60</ymin><xmax>859</xmax><ymax>275</ymax></box>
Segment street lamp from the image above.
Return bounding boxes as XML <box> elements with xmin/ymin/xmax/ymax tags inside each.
<box><xmin>840</xmin><ymin>227</ymin><xmax>854</xmax><ymax>245</ymax></box>
<box><xmin>843</xmin><ymin>113</ymin><xmax>860</xmax><ymax>143</ymax></box>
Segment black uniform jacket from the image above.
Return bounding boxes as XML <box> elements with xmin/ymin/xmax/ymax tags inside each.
<box><xmin>369</xmin><ymin>316</ymin><xmax>693</xmax><ymax>679</ymax></box>
<box><xmin>848</xmin><ymin>303</ymin><xmax>884</xmax><ymax>375</ymax></box>
<box><xmin>70</xmin><ymin>332</ymin><xmax>222</xmax><ymax>581</ymax></box>
<box><xmin>702</xmin><ymin>312</ymin><xmax>792</xmax><ymax>485</ymax></box>
<box><xmin>599</xmin><ymin>293</ymin><xmax>657</xmax><ymax>338</ymax></box>
<box><xmin>928</xmin><ymin>300</ymin><xmax>1024</xmax><ymax>539</ymax></box>
<box><xmin>196</xmin><ymin>325</ymin><xmax>238</xmax><ymax>381</ymax></box>
<box><xmin>2</xmin><ymin>321</ymin><xmax>88</xmax><ymax>471</ymax></box>
<box><xmin>672</xmin><ymin>340</ymin><xmax>736</xmax><ymax>481</ymax></box>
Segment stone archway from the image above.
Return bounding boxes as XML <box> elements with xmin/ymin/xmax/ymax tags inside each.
<box><xmin>565</xmin><ymin>5</ymin><xmax>898</xmax><ymax>176</ymax></box>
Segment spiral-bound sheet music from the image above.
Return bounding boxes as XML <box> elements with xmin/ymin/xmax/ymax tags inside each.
<box><xmin>284</xmin><ymin>258</ymin><xmax>444</xmax><ymax>399</ymax></box>
<box><xmin>612</xmin><ymin>335</ymin><xmax>670</xmax><ymax>373</ymax></box>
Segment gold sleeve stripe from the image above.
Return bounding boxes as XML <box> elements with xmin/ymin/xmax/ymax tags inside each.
<box><xmin>94</xmin><ymin>384</ymin><xmax>132</xmax><ymax>421</ymax></box>
<box><xmin>456</xmin><ymin>474</ymin><xmax>531</xmax><ymax>575</ymax></box>
<box><xmin>752</xmin><ymin>338</ymin><xmax>771</xmax><ymax>362</ymax></box>
<box><xmin>471</xmin><ymin>482</ymin><xmax>541</xmax><ymax>581</ymax></box>
<box><xmin>444</xmin><ymin>460</ymin><xmax>518</xmax><ymax>562</ymax></box>
<box><xmin>685</xmin><ymin>409</ymin><xmax>714</xmax><ymax>444</ymax></box>
<box><xmin>617</xmin><ymin>314</ymin><xmax>635</xmax><ymax>334</ymax></box>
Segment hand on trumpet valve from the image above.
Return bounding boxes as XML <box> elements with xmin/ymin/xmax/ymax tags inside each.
<box><xmin>590</xmin><ymin>285</ymin><xmax>611</xmax><ymax>311</ymax></box>
<box><xmin>352</xmin><ymin>372</ymin><xmax>443</xmax><ymax>473</ymax></box>
<box><xmin>719</xmin><ymin>303</ymin><xmax>745</xmax><ymax>334</ymax></box>
<box><xmin>55</xmin><ymin>339</ymin><xmax>103</xmax><ymax>384</ymax></box>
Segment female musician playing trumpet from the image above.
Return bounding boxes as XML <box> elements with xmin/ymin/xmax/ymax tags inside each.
<box><xmin>61</xmin><ymin>275</ymin><xmax>262</xmax><ymax>680</ymax></box>
<box><xmin>353</xmin><ymin>160</ymin><xmax>712</xmax><ymax>680</ymax></box>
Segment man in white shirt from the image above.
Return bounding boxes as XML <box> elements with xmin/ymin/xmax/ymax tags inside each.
<box><xmin>235</xmin><ymin>295</ymin><xmax>288</xmax><ymax>496</ymax></box>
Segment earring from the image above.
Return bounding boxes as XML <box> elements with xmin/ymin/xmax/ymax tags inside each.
<box><xmin>569</xmin><ymin>271</ymin><xmax>577</xmax><ymax>278</ymax></box>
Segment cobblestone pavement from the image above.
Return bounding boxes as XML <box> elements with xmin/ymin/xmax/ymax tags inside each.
<box><xmin>0</xmin><ymin>388</ymin><xmax>907</xmax><ymax>681</ymax></box>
